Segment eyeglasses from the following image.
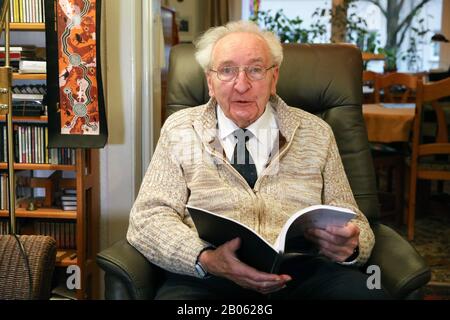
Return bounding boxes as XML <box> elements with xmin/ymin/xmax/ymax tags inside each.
<box><xmin>210</xmin><ymin>65</ymin><xmax>276</xmax><ymax>82</ymax></box>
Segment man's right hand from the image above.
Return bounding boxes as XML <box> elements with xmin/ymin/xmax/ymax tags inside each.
<box><xmin>198</xmin><ymin>237</ymin><xmax>292</xmax><ymax>295</ymax></box>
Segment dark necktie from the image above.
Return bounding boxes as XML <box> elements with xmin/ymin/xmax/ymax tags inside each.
<box><xmin>231</xmin><ymin>129</ymin><xmax>257</xmax><ymax>188</ymax></box>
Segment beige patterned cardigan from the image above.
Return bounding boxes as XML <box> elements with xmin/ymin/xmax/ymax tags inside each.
<box><xmin>127</xmin><ymin>95</ymin><xmax>375</xmax><ymax>278</ymax></box>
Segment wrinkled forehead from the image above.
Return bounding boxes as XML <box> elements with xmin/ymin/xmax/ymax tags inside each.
<box><xmin>211</xmin><ymin>32</ymin><xmax>271</xmax><ymax>67</ymax></box>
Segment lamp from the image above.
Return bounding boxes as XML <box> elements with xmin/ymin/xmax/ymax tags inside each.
<box><xmin>431</xmin><ymin>33</ymin><xmax>449</xmax><ymax>43</ymax></box>
<box><xmin>429</xmin><ymin>32</ymin><xmax>450</xmax><ymax>82</ymax></box>
<box><xmin>0</xmin><ymin>0</ymin><xmax>17</xmax><ymax>234</ymax></box>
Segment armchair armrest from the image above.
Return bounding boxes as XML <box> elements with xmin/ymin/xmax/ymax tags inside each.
<box><xmin>96</xmin><ymin>239</ymin><xmax>163</xmax><ymax>300</ymax></box>
<box><xmin>367</xmin><ymin>224</ymin><xmax>431</xmax><ymax>299</ymax></box>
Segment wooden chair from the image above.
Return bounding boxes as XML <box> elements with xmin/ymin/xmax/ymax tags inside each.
<box><xmin>362</xmin><ymin>70</ymin><xmax>379</xmax><ymax>103</ymax></box>
<box><xmin>374</xmin><ymin>72</ymin><xmax>418</xmax><ymax>103</ymax></box>
<box><xmin>371</xmin><ymin>73</ymin><xmax>419</xmax><ymax>222</ymax></box>
<box><xmin>407</xmin><ymin>77</ymin><xmax>450</xmax><ymax>240</ymax></box>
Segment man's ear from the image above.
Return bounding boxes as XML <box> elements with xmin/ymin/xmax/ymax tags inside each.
<box><xmin>206</xmin><ymin>72</ymin><xmax>215</xmax><ymax>97</ymax></box>
<box><xmin>270</xmin><ymin>66</ymin><xmax>280</xmax><ymax>95</ymax></box>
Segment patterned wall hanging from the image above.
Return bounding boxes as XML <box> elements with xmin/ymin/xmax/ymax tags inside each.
<box><xmin>46</xmin><ymin>0</ymin><xmax>107</xmax><ymax>148</ymax></box>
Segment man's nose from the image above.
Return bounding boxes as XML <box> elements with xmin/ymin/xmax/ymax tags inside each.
<box><xmin>233</xmin><ymin>70</ymin><xmax>251</xmax><ymax>93</ymax></box>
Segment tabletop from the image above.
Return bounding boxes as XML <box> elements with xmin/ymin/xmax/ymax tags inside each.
<box><xmin>362</xmin><ymin>103</ymin><xmax>415</xmax><ymax>143</ymax></box>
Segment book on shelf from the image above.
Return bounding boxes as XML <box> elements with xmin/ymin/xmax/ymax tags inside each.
<box><xmin>12</xmin><ymin>100</ymin><xmax>45</xmax><ymax>117</ymax></box>
<box><xmin>62</xmin><ymin>205</ymin><xmax>77</xmax><ymax>211</ymax></box>
<box><xmin>12</xmin><ymin>84</ymin><xmax>47</xmax><ymax>95</ymax></box>
<box><xmin>60</xmin><ymin>189</ymin><xmax>77</xmax><ymax>211</ymax></box>
<box><xmin>62</xmin><ymin>200</ymin><xmax>77</xmax><ymax>205</ymax></box>
<box><xmin>187</xmin><ymin>204</ymin><xmax>356</xmax><ymax>273</ymax></box>
<box><xmin>0</xmin><ymin>46</ymin><xmax>37</xmax><ymax>52</ymax></box>
<box><xmin>12</xmin><ymin>93</ymin><xmax>44</xmax><ymax>101</ymax></box>
<box><xmin>61</xmin><ymin>195</ymin><xmax>76</xmax><ymax>201</ymax></box>
<box><xmin>19</xmin><ymin>60</ymin><xmax>46</xmax><ymax>74</ymax></box>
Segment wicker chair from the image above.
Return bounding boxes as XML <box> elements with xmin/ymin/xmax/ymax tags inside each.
<box><xmin>0</xmin><ymin>235</ymin><xmax>56</xmax><ymax>300</ymax></box>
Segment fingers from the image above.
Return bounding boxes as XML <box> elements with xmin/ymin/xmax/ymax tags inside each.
<box><xmin>305</xmin><ymin>228</ymin><xmax>347</xmax><ymax>246</ymax></box>
<box><xmin>305</xmin><ymin>224</ymin><xmax>359</xmax><ymax>262</ymax></box>
<box><xmin>224</xmin><ymin>237</ymin><xmax>242</xmax><ymax>252</ymax></box>
<box><xmin>306</xmin><ymin>224</ymin><xmax>359</xmax><ymax>246</ymax></box>
<box><xmin>239</xmin><ymin>275</ymin><xmax>290</xmax><ymax>295</ymax></box>
<box><xmin>213</xmin><ymin>237</ymin><xmax>292</xmax><ymax>293</ymax></box>
<box><xmin>327</xmin><ymin>223</ymin><xmax>360</xmax><ymax>238</ymax></box>
<box><xmin>234</xmin><ymin>261</ymin><xmax>289</xmax><ymax>284</ymax></box>
<box><xmin>258</xmin><ymin>275</ymin><xmax>292</xmax><ymax>295</ymax></box>
<box><xmin>231</xmin><ymin>261</ymin><xmax>292</xmax><ymax>293</ymax></box>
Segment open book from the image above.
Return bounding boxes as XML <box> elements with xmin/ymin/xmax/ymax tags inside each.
<box><xmin>187</xmin><ymin>204</ymin><xmax>356</xmax><ymax>274</ymax></box>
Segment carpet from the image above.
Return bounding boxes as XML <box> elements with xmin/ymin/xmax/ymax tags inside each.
<box><xmin>382</xmin><ymin>198</ymin><xmax>450</xmax><ymax>300</ymax></box>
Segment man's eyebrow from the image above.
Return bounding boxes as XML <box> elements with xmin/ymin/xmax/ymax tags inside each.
<box><xmin>216</xmin><ymin>58</ymin><xmax>265</xmax><ymax>67</ymax></box>
<box><xmin>216</xmin><ymin>60</ymin><xmax>235</xmax><ymax>67</ymax></box>
<box><xmin>247</xmin><ymin>58</ymin><xmax>264</xmax><ymax>64</ymax></box>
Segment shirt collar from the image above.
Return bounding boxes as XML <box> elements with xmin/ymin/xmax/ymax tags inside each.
<box><xmin>217</xmin><ymin>105</ymin><xmax>240</xmax><ymax>140</ymax></box>
<box><xmin>246</xmin><ymin>104</ymin><xmax>278</xmax><ymax>143</ymax></box>
<box><xmin>217</xmin><ymin>103</ymin><xmax>278</xmax><ymax>141</ymax></box>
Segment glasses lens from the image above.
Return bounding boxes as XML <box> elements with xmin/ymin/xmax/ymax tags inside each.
<box><xmin>218</xmin><ymin>66</ymin><xmax>238</xmax><ymax>81</ymax></box>
<box><xmin>246</xmin><ymin>66</ymin><xmax>265</xmax><ymax>81</ymax></box>
<box><xmin>216</xmin><ymin>65</ymin><xmax>271</xmax><ymax>81</ymax></box>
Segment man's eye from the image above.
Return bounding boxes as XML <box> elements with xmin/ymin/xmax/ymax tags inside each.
<box><xmin>220</xmin><ymin>67</ymin><xmax>236</xmax><ymax>75</ymax></box>
<box><xmin>248</xmin><ymin>66</ymin><xmax>263</xmax><ymax>74</ymax></box>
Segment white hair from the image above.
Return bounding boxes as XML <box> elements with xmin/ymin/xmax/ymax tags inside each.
<box><xmin>194</xmin><ymin>20</ymin><xmax>283</xmax><ymax>72</ymax></box>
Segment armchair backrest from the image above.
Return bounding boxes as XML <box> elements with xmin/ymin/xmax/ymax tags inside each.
<box><xmin>166</xmin><ymin>43</ymin><xmax>379</xmax><ymax>220</ymax></box>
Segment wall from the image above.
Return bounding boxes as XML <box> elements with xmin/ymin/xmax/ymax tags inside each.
<box><xmin>100</xmin><ymin>0</ymin><xmax>142</xmax><ymax>255</ymax></box>
<box><xmin>100</xmin><ymin>0</ymin><xmax>160</xmax><ymax>252</ymax></box>
<box><xmin>163</xmin><ymin>0</ymin><xmax>205</xmax><ymax>42</ymax></box>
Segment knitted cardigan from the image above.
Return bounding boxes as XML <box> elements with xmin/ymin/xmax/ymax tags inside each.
<box><xmin>127</xmin><ymin>95</ymin><xmax>375</xmax><ymax>277</ymax></box>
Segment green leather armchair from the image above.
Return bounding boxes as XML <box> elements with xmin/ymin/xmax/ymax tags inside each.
<box><xmin>97</xmin><ymin>43</ymin><xmax>431</xmax><ymax>300</ymax></box>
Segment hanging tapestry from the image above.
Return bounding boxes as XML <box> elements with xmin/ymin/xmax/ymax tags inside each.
<box><xmin>46</xmin><ymin>0</ymin><xmax>107</xmax><ymax>148</ymax></box>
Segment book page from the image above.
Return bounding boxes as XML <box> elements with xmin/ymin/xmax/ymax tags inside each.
<box><xmin>274</xmin><ymin>205</ymin><xmax>356</xmax><ymax>253</ymax></box>
<box><xmin>187</xmin><ymin>205</ymin><xmax>280</xmax><ymax>273</ymax></box>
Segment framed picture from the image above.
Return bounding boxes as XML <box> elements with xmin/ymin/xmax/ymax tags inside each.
<box><xmin>177</xmin><ymin>15</ymin><xmax>193</xmax><ymax>41</ymax></box>
<box><xmin>45</xmin><ymin>0</ymin><xmax>108</xmax><ymax>148</ymax></box>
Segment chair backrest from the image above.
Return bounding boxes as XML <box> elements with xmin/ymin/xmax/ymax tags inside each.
<box><xmin>362</xmin><ymin>71</ymin><xmax>380</xmax><ymax>103</ymax></box>
<box><xmin>374</xmin><ymin>72</ymin><xmax>419</xmax><ymax>103</ymax></box>
<box><xmin>363</xmin><ymin>70</ymin><xmax>378</xmax><ymax>83</ymax></box>
<box><xmin>411</xmin><ymin>77</ymin><xmax>450</xmax><ymax>164</ymax></box>
<box><xmin>0</xmin><ymin>235</ymin><xmax>56</xmax><ymax>300</ymax></box>
<box><xmin>166</xmin><ymin>43</ymin><xmax>379</xmax><ymax>220</ymax></box>
<box><xmin>407</xmin><ymin>76</ymin><xmax>450</xmax><ymax>240</ymax></box>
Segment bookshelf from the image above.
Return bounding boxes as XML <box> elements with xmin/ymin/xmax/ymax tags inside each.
<box><xmin>0</xmin><ymin>17</ymin><xmax>100</xmax><ymax>299</ymax></box>
<box><xmin>13</xmin><ymin>73</ymin><xmax>46</xmax><ymax>80</ymax></box>
<box><xmin>10</xmin><ymin>23</ymin><xmax>45</xmax><ymax>31</ymax></box>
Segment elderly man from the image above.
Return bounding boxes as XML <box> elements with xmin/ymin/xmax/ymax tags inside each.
<box><xmin>127</xmin><ymin>21</ymin><xmax>389</xmax><ymax>299</ymax></box>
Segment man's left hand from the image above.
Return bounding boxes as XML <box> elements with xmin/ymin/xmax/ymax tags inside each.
<box><xmin>304</xmin><ymin>222</ymin><xmax>360</xmax><ymax>262</ymax></box>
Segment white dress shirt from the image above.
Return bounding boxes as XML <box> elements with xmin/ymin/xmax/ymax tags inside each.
<box><xmin>217</xmin><ymin>104</ymin><xmax>279</xmax><ymax>176</ymax></box>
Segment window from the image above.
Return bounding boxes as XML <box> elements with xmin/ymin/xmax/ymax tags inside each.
<box><xmin>243</xmin><ymin>0</ymin><xmax>443</xmax><ymax>72</ymax></box>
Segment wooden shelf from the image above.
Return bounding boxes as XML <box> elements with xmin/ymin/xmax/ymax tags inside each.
<box><xmin>0</xmin><ymin>163</ymin><xmax>76</xmax><ymax>170</ymax></box>
<box><xmin>56</xmin><ymin>249</ymin><xmax>78</xmax><ymax>267</ymax></box>
<box><xmin>13</xmin><ymin>73</ymin><xmax>46</xmax><ymax>80</ymax></box>
<box><xmin>10</xmin><ymin>23</ymin><xmax>45</xmax><ymax>31</ymax></box>
<box><xmin>362</xmin><ymin>52</ymin><xmax>386</xmax><ymax>61</ymax></box>
<box><xmin>0</xmin><ymin>115</ymin><xmax>47</xmax><ymax>122</ymax></box>
<box><xmin>0</xmin><ymin>207</ymin><xmax>76</xmax><ymax>219</ymax></box>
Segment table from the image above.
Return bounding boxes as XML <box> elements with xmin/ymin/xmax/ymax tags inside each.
<box><xmin>362</xmin><ymin>103</ymin><xmax>415</xmax><ymax>143</ymax></box>
<box><xmin>363</xmin><ymin>103</ymin><xmax>415</xmax><ymax>221</ymax></box>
